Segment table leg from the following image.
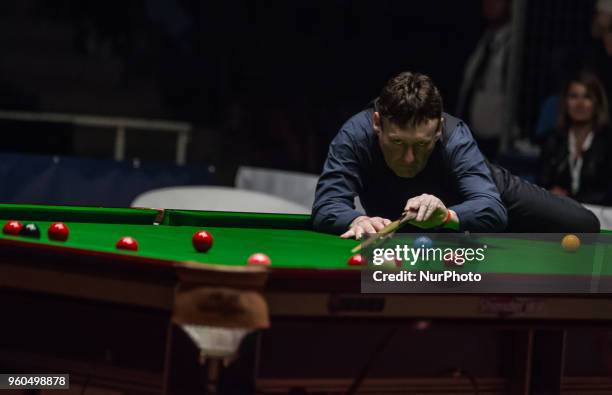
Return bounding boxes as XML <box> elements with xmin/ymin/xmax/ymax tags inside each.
<box><xmin>162</xmin><ymin>320</ymin><xmax>174</xmax><ymax>395</ymax></box>
<box><xmin>503</xmin><ymin>329</ymin><xmax>533</xmax><ymax>395</ymax></box>
<box><xmin>202</xmin><ymin>357</ymin><xmax>222</xmax><ymax>395</ymax></box>
<box><xmin>530</xmin><ymin>330</ymin><xmax>565</xmax><ymax>395</ymax></box>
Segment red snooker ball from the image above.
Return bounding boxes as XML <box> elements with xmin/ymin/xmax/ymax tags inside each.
<box><xmin>192</xmin><ymin>230</ymin><xmax>213</xmax><ymax>252</ymax></box>
<box><xmin>347</xmin><ymin>254</ymin><xmax>364</xmax><ymax>266</ymax></box>
<box><xmin>116</xmin><ymin>236</ymin><xmax>138</xmax><ymax>251</ymax></box>
<box><xmin>48</xmin><ymin>222</ymin><xmax>69</xmax><ymax>241</ymax></box>
<box><xmin>3</xmin><ymin>220</ymin><xmax>23</xmax><ymax>236</ymax></box>
<box><xmin>247</xmin><ymin>253</ymin><xmax>271</xmax><ymax>266</ymax></box>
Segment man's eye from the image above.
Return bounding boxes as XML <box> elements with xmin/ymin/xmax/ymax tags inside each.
<box><xmin>416</xmin><ymin>142</ymin><xmax>428</xmax><ymax>147</ymax></box>
<box><xmin>391</xmin><ymin>140</ymin><xmax>403</xmax><ymax>145</ymax></box>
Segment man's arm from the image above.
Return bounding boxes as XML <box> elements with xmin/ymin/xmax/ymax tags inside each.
<box><xmin>312</xmin><ymin>129</ymin><xmax>366</xmax><ymax>234</ymax></box>
<box><xmin>445</xmin><ymin>123</ymin><xmax>508</xmax><ymax>231</ymax></box>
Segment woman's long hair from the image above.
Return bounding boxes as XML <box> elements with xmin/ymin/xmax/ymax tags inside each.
<box><xmin>557</xmin><ymin>71</ymin><xmax>610</xmax><ymax>132</ymax></box>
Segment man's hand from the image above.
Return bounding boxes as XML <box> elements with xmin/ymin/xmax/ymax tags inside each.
<box><xmin>403</xmin><ymin>194</ymin><xmax>449</xmax><ymax>229</ymax></box>
<box><xmin>341</xmin><ymin>216</ymin><xmax>392</xmax><ymax>239</ymax></box>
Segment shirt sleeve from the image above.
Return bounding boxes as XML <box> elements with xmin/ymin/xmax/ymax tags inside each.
<box><xmin>445</xmin><ymin>123</ymin><xmax>508</xmax><ymax>231</ymax></box>
<box><xmin>312</xmin><ymin>129</ymin><xmax>365</xmax><ymax>234</ymax></box>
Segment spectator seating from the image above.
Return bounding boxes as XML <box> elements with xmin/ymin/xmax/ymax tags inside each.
<box><xmin>131</xmin><ymin>186</ymin><xmax>311</xmax><ymax>214</ymax></box>
<box><xmin>235</xmin><ymin>166</ymin><xmax>365</xmax><ymax>213</ymax></box>
<box><xmin>535</xmin><ymin>95</ymin><xmax>560</xmax><ymax>143</ymax></box>
<box><xmin>235</xmin><ymin>166</ymin><xmax>319</xmax><ymax>208</ymax></box>
<box><xmin>0</xmin><ymin>152</ymin><xmax>216</xmax><ymax>206</ymax></box>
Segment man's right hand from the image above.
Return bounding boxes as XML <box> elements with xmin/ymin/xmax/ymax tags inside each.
<box><xmin>340</xmin><ymin>216</ymin><xmax>392</xmax><ymax>239</ymax></box>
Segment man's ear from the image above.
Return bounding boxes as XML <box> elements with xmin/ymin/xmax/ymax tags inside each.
<box><xmin>373</xmin><ymin>112</ymin><xmax>382</xmax><ymax>136</ymax></box>
<box><xmin>434</xmin><ymin>117</ymin><xmax>444</xmax><ymax>140</ymax></box>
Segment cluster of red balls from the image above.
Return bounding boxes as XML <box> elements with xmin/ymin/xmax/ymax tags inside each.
<box><xmin>2</xmin><ymin>220</ymin><xmax>139</xmax><ymax>250</ymax></box>
<box><xmin>3</xmin><ymin>220</ymin><xmax>69</xmax><ymax>241</ymax></box>
<box><xmin>192</xmin><ymin>230</ymin><xmax>271</xmax><ymax>266</ymax></box>
<box><xmin>2</xmin><ymin>220</ymin><xmax>269</xmax><ymax>265</ymax></box>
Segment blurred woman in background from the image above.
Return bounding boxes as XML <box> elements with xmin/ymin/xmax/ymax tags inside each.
<box><xmin>540</xmin><ymin>71</ymin><xmax>612</xmax><ymax>205</ymax></box>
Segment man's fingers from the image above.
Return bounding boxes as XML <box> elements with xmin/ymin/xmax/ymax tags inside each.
<box><xmin>403</xmin><ymin>209</ymin><xmax>418</xmax><ymax>222</ymax></box>
<box><xmin>405</xmin><ymin>194</ymin><xmax>431</xmax><ymax>215</ymax></box>
<box><xmin>343</xmin><ymin>216</ymin><xmax>394</xmax><ymax>241</ymax></box>
<box><xmin>344</xmin><ymin>213</ymin><xmax>415</xmax><ymax>241</ymax></box>
<box><xmin>404</xmin><ymin>196</ymin><xmax>421</xmax><ymax>213</ymax></box>
<box><xmin>371</xmin><ymin>217</ymin><xmax>387</xmax><ymax>231</ymax></box>
<box><xmin>405</xmin><ymin>196</ymin><xmax>424</xmax><ymax>220</ymax></box>
<box><xmin>361</xmin><ymin>222</ymin><xmax>377</xmax><ymax>236</ymax></box>
<box><xmin>372</xmin><ymin>222</ymin><xmax>386</xmax><ymax>232</ymax></box>
<box><xmin>356</xmin><ymin>225</ymin><xmax>375</xmax><ymax>240</ymax></box>
<box><xmin>404</xmin><ymin>200</ymin><xmax>419</xmax><ymax>213</ymax></box>
<box><xmin>416</xmin><ymin>202</ymin><xmax>429</xmax><ymax>222</ymax></box>
<box><xmin>356</xmin><ymin>224</ymin><xmax>375</xmax><ymax>240</ymax></box>
<box><xmin>423</xmin><ymin>202</ymin><xmax>438</xmax><ymax>222</ymax></box>
<box><xmin>420</xmin><ymin>197</ymin><xmax>440</xmax><ymax>222</ymax></box>
<box><xmin>340</xmin><ymin>228</ymin><xmax>355</xmax><ymax>239</ymax></box>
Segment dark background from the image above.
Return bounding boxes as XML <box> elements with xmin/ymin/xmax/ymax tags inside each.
<box><xmin>0</xmin><ymin>0</ymin><xmax>596</xmax><ymax>179</ymax></box>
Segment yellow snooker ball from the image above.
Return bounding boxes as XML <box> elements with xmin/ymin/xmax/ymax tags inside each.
<box><xmin>561</xmin><ymin>234</ymin><xmax>580</xmax><ymax>252</ymax></box>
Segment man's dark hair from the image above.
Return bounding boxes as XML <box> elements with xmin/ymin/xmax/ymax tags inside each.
<box><xmin>377</xmin><ymin>71</ymin><xmax>443</xmax><ymax>128</ymax></box>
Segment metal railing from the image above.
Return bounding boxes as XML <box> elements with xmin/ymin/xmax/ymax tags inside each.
<box><xmin>0</xmin><ymin>110</ymin><xmax>192</xmax><ymax>165</ymax></box>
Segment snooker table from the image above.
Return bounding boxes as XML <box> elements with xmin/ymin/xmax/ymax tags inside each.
<box><xmin>0</xmin><ymin>203</ymin><xmax>612</xmax><ymax>394</ymax></box>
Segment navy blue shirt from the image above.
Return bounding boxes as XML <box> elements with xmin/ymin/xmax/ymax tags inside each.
<box><xmin>312</xmin><ymin>109</ymin><xmax>507</xmax><ymax>234</ymax></box>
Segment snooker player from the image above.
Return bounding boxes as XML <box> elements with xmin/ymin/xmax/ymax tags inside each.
<box><xmin>312</xmin><ymin>71</ymin><xmax>600</xmax><ymax>239</ymax></box>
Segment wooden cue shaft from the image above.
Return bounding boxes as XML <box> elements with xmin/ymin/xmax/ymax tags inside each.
<box><xmin>350</xmin><ymin>218</ymin><xmax>402</xmax><ymax>253</ymax></box>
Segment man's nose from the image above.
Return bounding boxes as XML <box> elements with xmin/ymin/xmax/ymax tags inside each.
<box><xmin>403</xmin><ymin>146</ymin><xmax>415</xmax><ymax>164</ymax></box>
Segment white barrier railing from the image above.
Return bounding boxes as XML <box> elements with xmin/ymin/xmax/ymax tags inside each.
<box><xmin>0</xmin><ymin>110</ymin><xmax>192</xmax><ymax>165</ymax></box>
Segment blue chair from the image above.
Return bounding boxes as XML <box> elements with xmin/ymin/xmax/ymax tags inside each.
<box><xmin>535</xmin><ymin>95</ymin><xmax>560</xmax><ymax>142</ymax></box>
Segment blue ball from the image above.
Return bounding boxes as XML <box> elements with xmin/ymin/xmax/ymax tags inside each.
<box><xmin>414</xmin><ymin>236</ymin><xmax>433</xmax><ymax>249</ymax></box>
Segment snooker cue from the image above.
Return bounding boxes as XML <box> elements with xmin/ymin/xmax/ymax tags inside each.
<box><xmin>351</xmin><ymin>211</ymin><xmax>414</xmax><ymax>253</ymax></box>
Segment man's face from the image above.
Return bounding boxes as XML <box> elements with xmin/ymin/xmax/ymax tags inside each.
<box><xmin>373</xmin><ymin>112</ymin><xmax>442</xmax><ymax>178</ymax></box>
